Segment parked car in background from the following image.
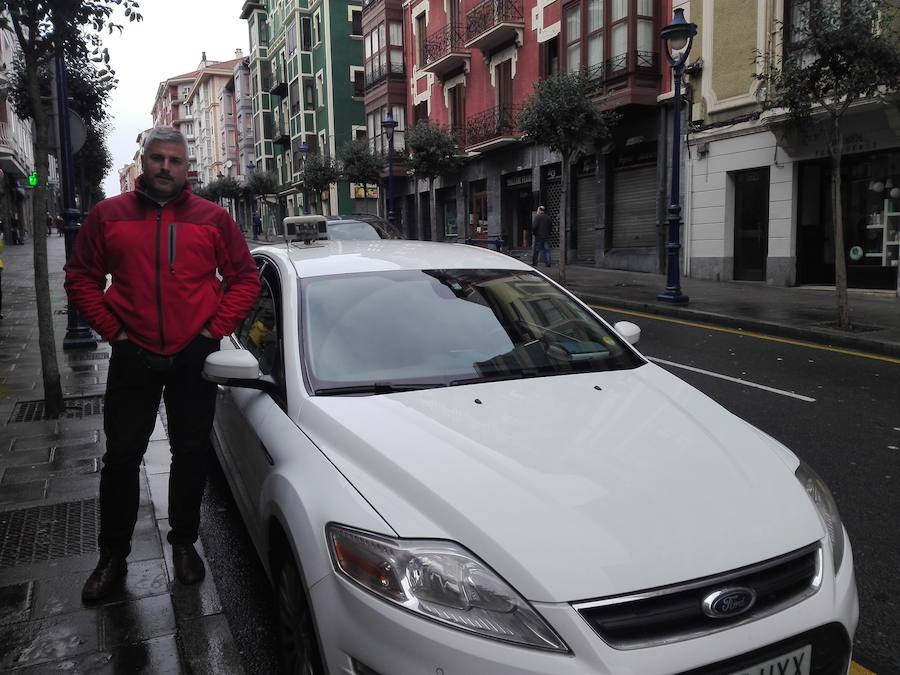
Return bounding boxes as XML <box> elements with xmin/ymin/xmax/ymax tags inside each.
<box><xmin>326</xmin><ymin>213</ymin><xmax>403</xmax><ymax>240</ymax></box>
<box><xmin>205</xmin><ymin>235</ymin><xmax>858</xmax><ymax>675</ymax></box>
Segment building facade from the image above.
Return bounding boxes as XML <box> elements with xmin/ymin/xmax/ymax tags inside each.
<box><xmin>682</xmin><ymin>0</ymin><xmax>900</xmax><ymax>290</ymax></box>
<box><xmin>241</xmin><ymin>0</ymin><xmax>367</xmax><ymax>219</ymax></box>
<box><xmin>385</xmin><ymin>0</ymin><xmax>673</xmax><ymax>272</ymax></box>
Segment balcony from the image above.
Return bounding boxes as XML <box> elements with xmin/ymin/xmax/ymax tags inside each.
<box><xmin>273</xmin><ymin>125</ymin><xmax>290</xmax><ymax>147</ymax></box>
<box><xmin>465</xmin><ymin>0</ymin><xmax>524</xmax><ymax>52</ymax></box>
<box><xmin>582</xmin><ymin>51</ymin><xmax>661</xmax><ymax>107</ymax></box>
<box><xmin>269</xmin><ymin>77</ymin><xmax>288</xmax><ymax>98</ymax></box>
<box><xmin>422</xmin><ymin>24</ymin><xmax>469</xmax><ymax>76</ymax></box>
<box><xmin>365</xmin><ymin>61</ymin><xmax>405</xmax><ymax>90</ymax></box>
<box><xmin>464</xmin><ymin>104</ymin><xmax>521</xmax><ymax>152</ymax></box>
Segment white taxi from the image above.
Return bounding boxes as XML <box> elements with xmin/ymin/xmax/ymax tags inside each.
<box><xmin>204</xmin><ymin>235</ymin><xmax>857</xmax><ymax>675</ymax></box>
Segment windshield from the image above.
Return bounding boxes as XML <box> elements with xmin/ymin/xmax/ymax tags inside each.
<box><xmin>301</xmin><ymin>269</ymin><xmax>643</xmax><ymax>394</ymax></box>
<box><xmin>326</xmin><ymin>220</ymin><xmax>383</xmax><ymax>241</ymax></box>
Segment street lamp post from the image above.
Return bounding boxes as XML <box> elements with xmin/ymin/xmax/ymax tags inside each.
<box><xmin>297</xmin><ymin>142</ymin><xmax>309</xmax><ymax>213</ymax></box>
<box><xmin>657</xmin><ymin>8</ymin><xmax>696</xmax><ymax>305</ymax></box>
<box><xmin>381</xmin><ymin>111</ymin><xmax>398</xmax><ymax>228</ymax></box>
<box><xmin>56</xmin><ymin>51</ymin><xmax>97</xmax><ymax>350</ymax></box>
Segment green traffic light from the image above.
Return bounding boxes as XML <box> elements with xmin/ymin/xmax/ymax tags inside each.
<box><xmin>28</xmin><ymin>171</ymin><xmax>38</xmax><ymax>187</ymax></box>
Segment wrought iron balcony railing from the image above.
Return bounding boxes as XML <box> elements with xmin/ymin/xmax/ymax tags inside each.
<box><xmin>465</xmin><ymin>0</ymin><xmax>523</xmax><ymax>44</ymax></box>
<box><xmin>465</xmin><ymin>104</ymin><xmax>521</xmax><ymax>148</ymax></box>
<box><xmin>602</xmin><ymin>50</ymin><xmax>659</xmax><ymax>78</ymax></box>
<box><xmin>364</xmin><ymin>60</ymin><xmax>406</xmax><ymax>90</ymax></box>
<box><xmin>423</xmin><ymin>23</ymin><xmax>467</xmax><ymax>67</ymax></box>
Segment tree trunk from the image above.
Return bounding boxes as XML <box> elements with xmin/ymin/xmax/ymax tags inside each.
<box><xmin>829</xmin><ymin>120</ymin><xmax>851</xmax><ymax>330</ymax></box>
<box><xmin>415</xmin><ymin>179</ymin><xmax>423</xmax><ymax>241</ymax></box>
<box><xmin>558</xmin><ymin>153</ymin><xmax>570</xmax><ymax>285</ymax></box>
<box><xmin>26</xmin><ymin>55</ymin><xmax>64</xmax><ymax>417</ymax></box>
<box><xmin>429</xmin><ymin>177</ymin><xmax>438</xmax><ymax>242</ymax></box>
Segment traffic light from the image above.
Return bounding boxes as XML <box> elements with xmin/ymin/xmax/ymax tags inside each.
<box><xmin>27</xmin><ymin>171</ymin><xmax>38</xmax><ymax>187</ymax></box>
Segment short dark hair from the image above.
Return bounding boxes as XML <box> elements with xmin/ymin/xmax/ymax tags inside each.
<box><xmin>142</xmin><ymin>126</ymin><xmax>188</xmax><ymax>156</ymax></box>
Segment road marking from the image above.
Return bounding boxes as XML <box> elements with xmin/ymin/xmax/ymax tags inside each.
<box><xmin>649</xmin><ymin>357</ymin><xmax>817</xmax><ymax>402</ymax></box>
<box><xmin>591</xmin><ymin>304</ymin><xmax>900</xmax><ymax>366</ymax></box>
<box><xmin>850</xmin><ymin>662</ymin><xmax>876</xmax><ymax>675</ymax></box>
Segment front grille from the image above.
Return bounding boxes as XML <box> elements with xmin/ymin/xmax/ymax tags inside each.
<box><xmin>681</xmin><ymin>622</ymin><xmax>850</xmax><ymax>675</ymax></box>
<box><xmin>574</xmin><ymin>543</ymin><xmax>821</xmax><ymax>649</ymax></box>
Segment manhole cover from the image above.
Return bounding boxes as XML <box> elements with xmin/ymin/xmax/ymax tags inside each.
<box><xmin>0</xmin><ymin>498</ymin><xmax>99</xmax><ymax>569</ymax></box>
<box><xmin>9</xmin><ymin>395</ymin><xmax>105</xmax><ymax>423</ymax></box>
<box><xmin>66</xmin><ymin>351</ymin><xmax>109</xmax><ymax>362</ymax></box>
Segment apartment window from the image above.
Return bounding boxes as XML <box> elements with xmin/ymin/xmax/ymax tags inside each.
<box><xmin>636</xmin><ymin>0</ymin><xmax>654</xmax><ymax>59</ymax></box>
<box><xmin>289</xmin><ymin>79</ymin><xmax>301</xmax><ymax>115</ymax></box>
<box><xmin>610</xmin><ymin>0</ymin><xmax>628</xmax><ymax>70</ymax></box>
<box><xmin>316</xmin><ymin>73</ymin><xmax>324</xmax><ymax>108</ymax></box>
<box><xmin>286</xmin><ymin>20</ymin><xmax>297</xmax><ymax>54</ymax></box>
<box><xmin>565</xmin><ymin>4</ymin><xmax>581</xmax><ymax>73</ymax></box>
<box><xmin>416</xmin><ymin>13</ymin><xmax>428</xmax><ymax>66</ymax></box>
<box><xmin>304</xmin><ymin>78</ymin><xmax>315</xmax><ymax>107</ymax></box>
<box><xmin>448</xmin><ymin>84</ymin><xmax>465</xmax><ymax>134</ymax></box>
<box><xmin>351</xmin><ymin>8</ymin><xmax>362</xmax><ymax>36</ymax></box>
<box><xmin>352</xmin><ymin>67</ymin><xmax>365</xmax><ymax>97</ymax></box>
<box><xmin>414</xmin><ymin>100</ymin><xmax>428</xmax><ymax>124</ymax></box>
<box><xmin>541</xmin><ymin>36</ymin><xmax>560</xmax><ymax>77</ymax></box>
<box><xmin>314</xmin><ymin>12</ymin><xmax>322</xmax><ymax>45</ymax></box>
<box><xmin>301</xmin><ymin>16</ymin><xmax>313</xmax><ymax>50</ymax></box>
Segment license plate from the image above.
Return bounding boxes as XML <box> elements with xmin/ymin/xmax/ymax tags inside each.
<box><xmin>728</xmin><ymin>645</ymin><xmax>811</xmax><ymax>675</ymax></box>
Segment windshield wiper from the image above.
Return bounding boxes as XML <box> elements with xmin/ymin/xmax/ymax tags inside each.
<box><xmin>449</xmin><ymin>369</ymin><xmax>547</xmax><ymax>386</ymax></box>
<box><xmin>314</xmin><ymin>382</ymin><xmax>446</xmax><ymax>396</ymax></box>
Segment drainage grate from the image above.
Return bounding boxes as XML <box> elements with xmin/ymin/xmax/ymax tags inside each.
<box><xmin>9</xmin><ymin>395</ymin><xmax>105</xmax><ymax>423</ymax></box>
<box><xmin>0</xmin><ymin>498</ymin><xmax>99</xmax><ymax>569</ymax></box>
<box><xmin>66</xmin><ymin>351</ymin><xmax>110</xmax><ymax>362</ymax></box>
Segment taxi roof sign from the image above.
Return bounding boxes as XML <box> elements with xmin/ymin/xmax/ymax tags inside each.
<box><xmin>281</xmin><ymin>215</ymin><xmax>328</xmax><ymax>247</ymax></box>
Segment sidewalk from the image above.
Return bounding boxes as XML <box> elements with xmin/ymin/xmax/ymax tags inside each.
<box><xmin>0</xmin><ymin>235</ymin><xmax>242</xmax><ymax>673</ymax></box>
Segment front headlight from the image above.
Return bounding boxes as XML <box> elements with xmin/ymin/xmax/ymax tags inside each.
<box><xmin>795</xmin><ymin>461</ymin><xmax>845</xmax><ymax>574</ymax></box>
<box><xmin>326</xmin><ymin>524</ymin><xmax>569</xmax><ymax>652</ymax></box>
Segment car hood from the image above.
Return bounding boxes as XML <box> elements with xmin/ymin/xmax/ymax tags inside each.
<box><xmin>303</xmin><ymin>364</ymin><xmax>824</xmax><ymax>602</ymax></box>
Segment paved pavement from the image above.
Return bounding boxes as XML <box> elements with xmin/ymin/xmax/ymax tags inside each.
<box><xmin>0</xmin><ymin>234</ymin><xmax>241</xmax><ymax>674</ymax></box>
<box><xmin>1</xmin><ymin>233</ymin><xmax>897</xmax><ymax>673</ymax></box>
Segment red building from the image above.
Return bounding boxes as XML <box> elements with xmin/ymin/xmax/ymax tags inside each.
<box><xmin>367</xmin><ymin>0</ymin><xmax>675</xmax><ymax>271</ymax></box>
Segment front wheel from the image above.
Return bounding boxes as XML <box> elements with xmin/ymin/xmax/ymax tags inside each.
<box><xmin>274</xmin><ymin>553</ymin><xmax>325</xmax><ymax>675</ymax></box>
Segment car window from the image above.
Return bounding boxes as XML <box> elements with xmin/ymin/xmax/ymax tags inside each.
<box><xmin>326</xmin><ymin>220</ymin><xmax>382</xmax><ymax>241</ymax></box>
<box><xmin>237</xmin><ymin>265</ymin><xmax>285</xmax><ymax>390</ymax></box>
<box><xmin>301</xmin><ymin>269</ymin><xmax>643</xmax><ymax>392</ymax></box>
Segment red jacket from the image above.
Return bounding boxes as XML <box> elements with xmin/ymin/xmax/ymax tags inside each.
<box><xmin>65</xmin><ymin>179</ymin><xmax>260</xmax><ymax>355</ymax></box>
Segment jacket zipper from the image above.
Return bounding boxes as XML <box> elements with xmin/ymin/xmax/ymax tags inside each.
<box><xmin>168</xmin><ymin>223</ymin><xmax>177</xmax><ymax>271</ymax></box>
<box><xmin>155</xmin><ymin>208</ymin><xmax>165</xmax><ymax>352</ymax></box>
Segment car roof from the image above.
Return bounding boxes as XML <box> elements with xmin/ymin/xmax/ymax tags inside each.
<box><xmin>251</xmin><ymin>240</ymin><xmax>533</xmax><ymax>278</ymax></box>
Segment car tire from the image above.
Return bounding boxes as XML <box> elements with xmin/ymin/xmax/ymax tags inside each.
<box><xmin>274</xmin><ymin>552</ymin><xmax>325</xmax><ymax>675</ymax></box>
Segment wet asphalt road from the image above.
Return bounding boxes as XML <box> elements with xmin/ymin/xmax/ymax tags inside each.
<box><xmin>199</xmin><ymin>308</ymin><xmax>900</xmax><ymax>674</ymax></box>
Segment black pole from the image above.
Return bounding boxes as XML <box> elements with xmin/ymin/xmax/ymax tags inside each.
<box><xmin>387</xmin><ymin>142</ymin><xmax>395</xmax><ymax>228</ymax></box>
<box><xmin>657</xmin><ymin>63</ymin><xmax>689</xmax><ymax>305</ymax></box>
<box><xmin>57</xmin><ymin>51</ymin><xmax>98</xmax><ymax>349</ymax></box>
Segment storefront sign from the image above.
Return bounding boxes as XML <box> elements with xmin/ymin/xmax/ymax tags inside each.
<box><xmin>814</xmin><ymin>133</ymin><xmax>877</xmax><ymax>158</ymax></box>
<box><xmin>504</xmin><ymin>172</ymin><xmax>531</xmax><ymax>188</ymax></box>
<box><xmin>615</xmin><ymin>141</ymin><xmax>657</xmax><ymax>169</ymax></box>
<box><xmin>351</xmin><ymin>183</ymin><xmax>379</xmax><ymax>199</ymax></box>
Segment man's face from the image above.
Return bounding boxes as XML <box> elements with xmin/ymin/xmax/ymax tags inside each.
<box><xmin>141</xmin><ymin>141</ymin><xmax>188</xmax><ymax>198</ymax></box>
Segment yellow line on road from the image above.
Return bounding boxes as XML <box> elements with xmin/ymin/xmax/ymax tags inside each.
<box><xmin>590</xmin><ymin>304</ymin><xmax>900</xmax><ymax>366</ymax></box>
<box><xmin>850</xmin><ymin>662</ymin><xmax>876</xmax><ymax>675</ymax></box>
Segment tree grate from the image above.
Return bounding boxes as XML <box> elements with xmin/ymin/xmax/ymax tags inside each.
<box><xmin>0</xmin><ymin>498</ymin><xmax>99</xmax><ymax>569</ymax></box>
<box><xmin>66</xmin><ymin>352</ymin><xmax>109</xmax><ymax>362</ymax></box>
<box><xmin>9</xmin><ymin>395</ymin><xmax>105</xmax><ymax>423</ymax></box>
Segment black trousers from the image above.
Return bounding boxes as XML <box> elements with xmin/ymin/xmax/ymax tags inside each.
<box><xmin>99</xmin><ymin>335</ymin><xmax>219</xmax><ymax>557</ymax></box>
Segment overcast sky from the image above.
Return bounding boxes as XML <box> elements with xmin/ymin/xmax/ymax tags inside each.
<box><xmin>100</xmin><ymin>0</ymin><xmax>249</xmax><ymax>197</ymax></box>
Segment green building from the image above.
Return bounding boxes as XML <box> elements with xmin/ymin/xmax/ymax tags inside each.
<box><xmin>241</xmin><ymin>0</ymin><xmax>366</xmax><ymax>218</ymax></box>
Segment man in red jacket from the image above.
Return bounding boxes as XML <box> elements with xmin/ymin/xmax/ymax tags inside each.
<box><xmin>66</xmin><ymin>126</ymin><xmax>260</xmax><ymax>602</ymax></box>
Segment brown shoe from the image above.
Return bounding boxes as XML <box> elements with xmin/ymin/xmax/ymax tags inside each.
<box><xmin>172</xmin><ymin>544</ymin><xmax>205</xmax><ymax>585</ymax></box>
<box><xmin>82</xmin><ymin>551</ymin><xmax>127</xmax><ymax>603</ymax></box>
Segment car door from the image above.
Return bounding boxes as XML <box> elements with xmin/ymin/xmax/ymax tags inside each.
<box><xmin>213</xmin><ymin>260</ymin><xmax>287</xmax><ymax>553</ymax></box>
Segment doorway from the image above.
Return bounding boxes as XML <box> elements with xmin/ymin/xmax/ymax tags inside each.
<box><xmin>733</xmin><ymin>168</ymin><xmax>770</xmax><ymax>281</ymax></box>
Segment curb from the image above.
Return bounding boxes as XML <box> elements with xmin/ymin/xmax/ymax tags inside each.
<box><xmin>571</xmin><ymin>291</ymin><xmax>900</xmax><ymax>360</ymax></box>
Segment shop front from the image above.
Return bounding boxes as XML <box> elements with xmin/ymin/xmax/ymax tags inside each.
<box><xmin>500</xmin><ymin>170</ymin><xmax>533</xmax><ymax>252</ymax></box>
<box><xmin>797</xmin><ymin>147</ymin><xmax>900</xmax><ymax>289</ymax></box>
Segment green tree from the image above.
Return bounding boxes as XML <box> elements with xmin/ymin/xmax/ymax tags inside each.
<box><xmin>0</xmin><ymin>0</ymin><xmax>141</xmax><ymax>418</ymax></box>
<box><xmin>339</xmin><ymin>138</ymin><xmax>384</xmax><ymax>213</ymax></box>
<box><xmin>518</xmin><ymin>70</ymin><xmax>618</xmax><ymax>283</ymax></box>
<box><xmin>758</xmin><ymin>0</ymin><xmax>900</xmax><ymax>324</ymax></box>
<box><xmin>299</xmin><ymin>153</ymin><xmax>340</xmax><ymax>215</ymax></box>
<box><xmin>405</xmin><ymin>121</ymin><xmax>463</xmax><ymax>241</ymax></box>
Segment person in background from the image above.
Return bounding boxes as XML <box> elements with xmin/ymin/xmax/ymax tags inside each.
<box><xmin>65</xmin><ymin>126</ymin><xmax>260</xmax><ymax>603</ymax></box>
<box><xmin>531</xmin><ymin>205</ymin><xmax>552</xmax><ymax>268</ymax></box>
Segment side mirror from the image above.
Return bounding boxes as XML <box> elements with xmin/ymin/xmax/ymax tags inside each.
<box><xmin>203</xmin><ymin>350</ymin><xmax>280</xmax><ymax>396</ymax></box>
<box><xmin>613</xmin><ymin>320</ymin><xmax>641</xmax><ymax>345</ymax></box>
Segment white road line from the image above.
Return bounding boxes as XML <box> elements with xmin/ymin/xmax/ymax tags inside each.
<box><xmin>649</xmin><ymin>357</ymin><xmax>817</xmax><ymax>403</ymax></box>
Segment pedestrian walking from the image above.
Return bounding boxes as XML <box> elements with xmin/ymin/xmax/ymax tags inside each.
<box><xmin>531</xmin><ymin>205</ymin><xmax>552</xmax><ymax>267</ymax></box>
<box><xmin>65</xmin><ymin>126</ymin><xmax>260</xmax><ymax>603</ymax></box>
<box><xmin>252</xmin><ymin>211</ymin><xmax>262</xmax><ymax>239</ymax></box>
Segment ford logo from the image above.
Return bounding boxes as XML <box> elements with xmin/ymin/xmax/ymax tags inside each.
<box><xmin>701</xmin><ymin>587</ymin><xmax>757</xmax><ymax>619</ymax></box>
